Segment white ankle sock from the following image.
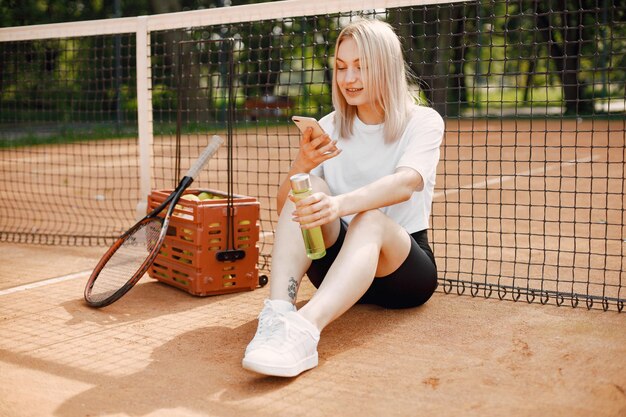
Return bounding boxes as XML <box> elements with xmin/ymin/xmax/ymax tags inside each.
<box><xmin>269</xmin><ymin>299</ymin><xmax>296</xmax><ymax>312</ymax></box>
<box><xmin>288</xmin><ymin>312</ymin><xmax>320</xmax><ymax>336</ymax></box>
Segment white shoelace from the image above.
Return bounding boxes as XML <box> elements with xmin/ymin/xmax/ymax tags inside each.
<box><xmin>256</xmin><ymin>300</ymin><xmax>278</xmax><ymax>333</ymax></box>
<box><xmin>264</xmin><ymin>315</ymin><xmax>298</xmax><ymax>345</ymax></box>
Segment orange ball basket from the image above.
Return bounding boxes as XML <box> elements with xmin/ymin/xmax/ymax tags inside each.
<box><xmin>146</xmin><ymin>188</ymin><xmax>265</xmax><ymax>296</ymax></box>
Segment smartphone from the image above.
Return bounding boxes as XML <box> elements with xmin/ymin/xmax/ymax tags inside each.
<box><xmin>291</xmin><ymin>115</ymin><xmax>326</xmax><ymax>138</ymax></box>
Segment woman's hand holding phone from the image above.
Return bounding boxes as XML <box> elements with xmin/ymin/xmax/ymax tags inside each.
<box><xmin>291</xmin><ymin>116</ymin><xmax>341</xmax><ymax>172</ymax></box>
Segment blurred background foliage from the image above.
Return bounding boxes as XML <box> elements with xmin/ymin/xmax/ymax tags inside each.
<box><xmin>1</xmin><ymin>0</ymin><xmax>625</xmax><ymax>144</ymax></box>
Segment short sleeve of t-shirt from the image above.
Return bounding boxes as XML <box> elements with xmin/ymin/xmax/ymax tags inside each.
<box><xmin>396</xmin><ymin>106</ymin><xmax>445</xmax><ymax>182</ymax></box>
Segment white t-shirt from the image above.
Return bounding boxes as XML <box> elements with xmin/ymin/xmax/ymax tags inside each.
<box><xmin>310</xmin><ymin>105</ymin><xmax>444</xmax><ymax>234</ymax></box>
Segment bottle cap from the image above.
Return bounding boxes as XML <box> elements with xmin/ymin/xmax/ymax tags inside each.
<box><xmin>290</xmin><ymin>173</ymin><xmax>312</xmax><ymax>192</ymax></box>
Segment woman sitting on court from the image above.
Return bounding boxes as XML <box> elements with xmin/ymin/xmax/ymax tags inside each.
<box><xmin>242</xmin><ymin>18</ymin><xmax>445</xmax><ymax>377</ymax></box>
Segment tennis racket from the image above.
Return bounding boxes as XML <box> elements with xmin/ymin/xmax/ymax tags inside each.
<box><xmin>84</xmin><ymin>135</ymin><xmax>224</xmax><ymax>308</ymax></box>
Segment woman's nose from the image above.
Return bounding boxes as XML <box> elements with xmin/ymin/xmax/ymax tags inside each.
<box><xmin>345</xmin><ymin>67</ymin><xmax>358</xmax><ymax>83</ymax></box>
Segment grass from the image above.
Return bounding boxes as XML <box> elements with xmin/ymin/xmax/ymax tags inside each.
<box><xmin>0</xmin><ymin>118</ymin><xmax>295</xmax><ymax>148</ymax></box>
<box><xmin>2</xmin><ymin>100</ymin><xmax>623</xmax><ymax>149</ymax></box>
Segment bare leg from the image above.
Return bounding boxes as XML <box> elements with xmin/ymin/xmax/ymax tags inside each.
<box><xmin>243</xmin><ymin>205</ymin><xmax>409</xmax><ymax>377</ymax></box>
<box><xmin>269</xmin><ymin>176</ymin><xmax>340</xmax><ymax>304</ymax></box>
<box><xmin>297</xmin><ymin>209</ymin><xmax>411</xmax><ymax>330</ymax></box>
<box><xmin>268</xmin><ymin>198</ymin><xmax>311</xmax><ymax>304</ymax></box>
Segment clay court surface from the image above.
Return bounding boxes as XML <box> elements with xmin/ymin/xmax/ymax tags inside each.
<box><xmin>0</xmin><ymin>118</ymin><xmax>625</xmax><ymax>416</ymax></box>
<box><xmin>0</xmin><ymin>242</ymin><xmax>625</xmax><ymax>417</ymax></box>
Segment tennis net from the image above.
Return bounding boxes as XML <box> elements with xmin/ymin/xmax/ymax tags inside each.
<box><xmin>0</xmin><ymin>0</ymin><xmax>624</xmax><ymax>311</ymax></box>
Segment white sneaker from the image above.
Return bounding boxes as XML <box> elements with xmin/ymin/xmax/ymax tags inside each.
<box><xmin>244</xmin><ymin>299</ymin><xmax>295</xmax><ymax>356</ymax></box>
<box><xmin>242</xmin><ymin>311</ymin><xmax>320</xmax><ymax>377</ymax></box>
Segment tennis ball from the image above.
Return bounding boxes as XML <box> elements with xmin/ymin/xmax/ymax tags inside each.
<box><xmin>181</xmin><ymin>194</ymin><xmax>200</xmax><ymax>201</ymax></box>
<box><xmin>197</xmin><ymin>192</ymin><xmax>213</xmax><ymax>200</ymax></box>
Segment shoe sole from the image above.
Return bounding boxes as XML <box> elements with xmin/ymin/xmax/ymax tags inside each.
<box><xmin>242</xmin><ymin>352</ymin><xmax>318</xmax><ymax>377</ymax></box>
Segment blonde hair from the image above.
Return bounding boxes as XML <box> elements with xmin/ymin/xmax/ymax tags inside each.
<box><xmin>332</xmin><ymin>18</ymin><xmax>417</xmax><ymax>142</ymax></box>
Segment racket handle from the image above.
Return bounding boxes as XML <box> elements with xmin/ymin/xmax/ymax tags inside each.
<box><xmin>185</xmin><ymin>135</ymin><xmax>224</xmax><ymax>179</ymax></box>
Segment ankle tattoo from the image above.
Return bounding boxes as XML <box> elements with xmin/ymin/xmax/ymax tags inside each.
<box><xmin>287</xmin><ymin>277</ymin><xmax>299</xmax><ymax>303</ymax></box>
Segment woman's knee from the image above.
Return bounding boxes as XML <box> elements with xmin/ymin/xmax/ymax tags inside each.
<box><xmin>309</xmin><ymin>174</ymin><xmax>331</xmax><ymax>194</ymax></box>
<box><xmin>348</xmin><ymin>210</ymin><xmax>398</xmax><ymax>242</ymax></box>
<box><xmin>350</xmin><ymin>209</ymin><xmax>386</xmax><ymax>230</ymax></box>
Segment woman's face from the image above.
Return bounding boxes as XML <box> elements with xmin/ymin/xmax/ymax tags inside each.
<box><xmin>335</xmin><ymin>37</ymin><xmax>382</xmax><ymax>123</ymax></box>
<box><xmin>336</xmin><ymin>37</ymin><xmax>365</xmax><ymax>106</ymax></box>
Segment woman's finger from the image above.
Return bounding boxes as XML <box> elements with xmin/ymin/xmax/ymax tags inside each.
<box><xmin>318</xmin><ymin>139</ymin><xmax>335</xmax><ymax>150</ymax></box>
<box><xmin>295</xmin><ymin>209</ymin><xmax>322</xmax><ymax>226</ymax></box>
<box><xmin>299</xmin><ymin>127</ymin><xmax>314</xmax><ymax>147</ymax></box>
<box><xmin>320</xmin><ymin>147</ymin><xmax>341</xmax><ymax>161</ymax></box>
<box><xmin>293</xmin><ymin>194</ymin><xmax>317</xmax><ymax>212</ymax></box>
<box><xmin>313</xmin><ymin>134</ymin><xmax>331</xmax><ymax>149</ymax></box>
<box><xmin>318</xmin><ymin>140</ymin><xmax>339</xmax><ymax>155</ymax></box>
<box><xmin>299</xmin><ymin>211</ymin><xmax>325</xmax><ymax>229</ymax></box>
<box><xmin>305</xmin><ymin>134</ymin><xmax>329</xmax><ymax>153</ymax></box>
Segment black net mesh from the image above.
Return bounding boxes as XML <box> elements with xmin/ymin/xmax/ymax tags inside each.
<box><xmin>0</xmin><ymin>33</ymin><xmax>139</xmax><ymax>245</ymax></box>
<box><xmin>1</xmin><ymin>1</ymin><xmax>624</xmax><ymax>311</ymax></box>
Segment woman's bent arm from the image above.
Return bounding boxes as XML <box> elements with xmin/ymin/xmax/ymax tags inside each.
<box><xmin>292</xmin><ymin>167</ymin><xmax>423</xmax><ymax>229</ymax></box>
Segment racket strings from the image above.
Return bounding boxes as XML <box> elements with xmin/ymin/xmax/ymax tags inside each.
<box><xmin>88</xmin><ymin>219</ymin><xmax>162</xmax><ymax>303</ymax></box>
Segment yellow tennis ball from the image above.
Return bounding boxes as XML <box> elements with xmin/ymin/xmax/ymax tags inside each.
<box><xmin>181</xmin><ymin>194</ymin><xmax>200</xmax><ymax>201</ymax></box>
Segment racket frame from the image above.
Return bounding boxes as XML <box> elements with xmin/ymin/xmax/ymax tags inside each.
<box><xmin>84</xmin><ymin>176</ymin><xmax>193</xmax><ymax>307</ymax></box>
<box><xmin>84</xmin><ymin>135</ymin><xmax>223</xmax><ymax>307</ymax></box>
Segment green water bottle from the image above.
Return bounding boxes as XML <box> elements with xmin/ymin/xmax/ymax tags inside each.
<box><xmin>290</xmin><ymin>173</ymin><xmax>326</xmax><ymax>260</ymax></box>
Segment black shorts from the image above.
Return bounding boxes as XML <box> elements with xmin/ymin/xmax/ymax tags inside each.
<box><xmin>306</xmin><ymin>220</ymin><xmax>438</xmax><ymax>309</ymax></box>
